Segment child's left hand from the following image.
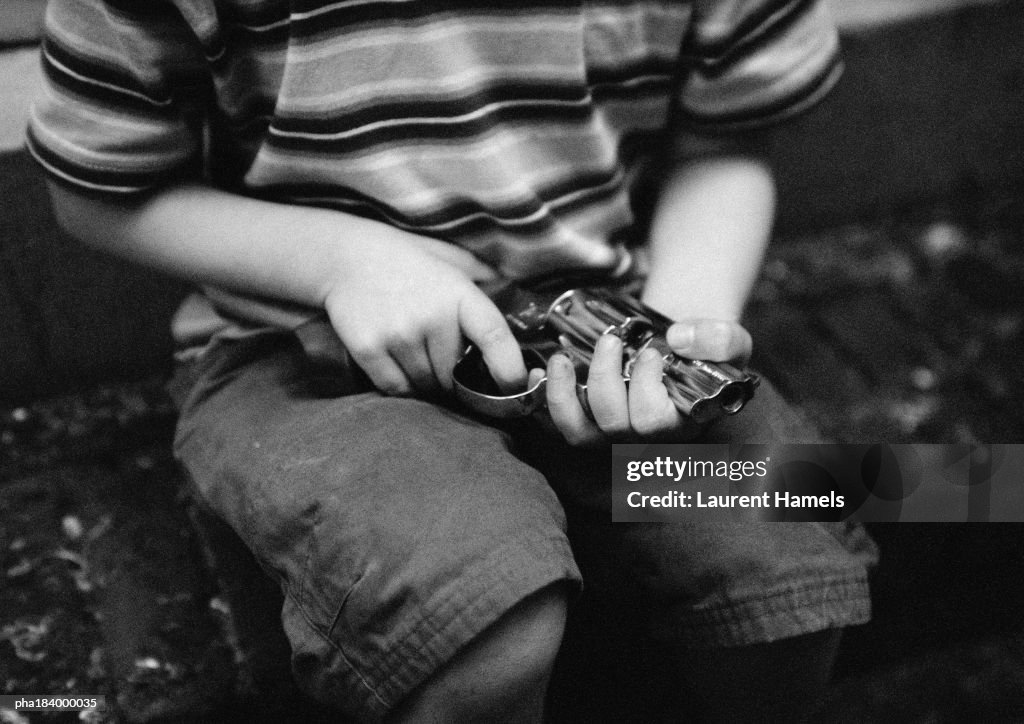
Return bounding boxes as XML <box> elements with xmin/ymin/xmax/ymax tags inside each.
<box><xmin>543</xmin><ymin>319</ymin><xmax>752</xmax><ymax>446</ymax></box>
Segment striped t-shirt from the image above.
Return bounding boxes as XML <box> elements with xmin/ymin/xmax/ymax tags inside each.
<box><xmin>28</xmin><ymin>0</ymin><xmax>841</xmax><ymax>282</ymax></box>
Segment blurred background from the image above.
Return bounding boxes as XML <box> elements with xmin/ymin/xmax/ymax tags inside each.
<box><xmin>2</xmin><ymin>1</ymin><xmax>1024</xmax><ymax>722</ymax></box>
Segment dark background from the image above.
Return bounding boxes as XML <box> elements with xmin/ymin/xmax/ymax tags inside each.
<box><xmin>2</xmin><ymin>1</ymin><xmax>1024</xmax><ymax>722</ymax></box>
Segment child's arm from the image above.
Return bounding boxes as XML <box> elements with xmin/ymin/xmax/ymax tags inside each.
<box><xmin>48</xmin><ymin>181</ymin><xmax>526</xmax><ymax>396</ymax></box>
<box><xmin>642</xmin><ymin>155</ymin><xmax>774</xmax><ymax>342</ymax></box>
<box><xmin>544</xmin><ymin>152</ymin><xmax>774</xmax><ymax>445</ymax></box>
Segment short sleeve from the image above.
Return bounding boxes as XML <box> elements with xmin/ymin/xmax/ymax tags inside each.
<box><xmin>26</xmin><ymin>0</ymin><xmax>210</xmax><ymax>194</ymax></box>
<box><xmin>675</xmin><ymin>0</ymin><xmax>843</xmax><ymax>131</ymax></box>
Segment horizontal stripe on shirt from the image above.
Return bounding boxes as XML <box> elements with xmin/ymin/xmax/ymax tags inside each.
<box><xmin>29</xmin><ymin>0</ymin><xmax>843</xmax><ymax>279</ymax></box>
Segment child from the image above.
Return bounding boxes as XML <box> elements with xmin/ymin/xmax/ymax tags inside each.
<box><xmin>30</xmin><ymin>0</ymin><xmax>876</xmax><ymax>720</ymax></box>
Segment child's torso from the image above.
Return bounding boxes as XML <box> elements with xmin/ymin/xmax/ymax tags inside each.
<box><xmin>188</xmin><ymin>1</ymin><xmax>692</xmax><ymax>278</ymax></box>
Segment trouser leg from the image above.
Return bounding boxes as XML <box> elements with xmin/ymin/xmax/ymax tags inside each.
<box><xmin>170</xmin><ymin>335</ymin><xmax>582</xmax><ymax>722</ymax></box>
<box><xmin>515</xmin><ymin>381</ymin><xmax>877</xmax><ymax>722</ymax></box>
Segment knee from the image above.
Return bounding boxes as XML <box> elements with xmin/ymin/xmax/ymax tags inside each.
<box><xmin>390</xmin><ymin>584</ymin><xmax>569</xmax><ymax>723</ymax></box>
<box><xmin>468</xmin><ymin>583</ymin><xmax>569</xmax><ymax>692</ymax></box>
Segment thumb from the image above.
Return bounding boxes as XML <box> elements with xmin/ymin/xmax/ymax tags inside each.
<box><xmin>666</xmin><ymin>319</ymin><xmax>752</xmax><ymax>364</ymax></box>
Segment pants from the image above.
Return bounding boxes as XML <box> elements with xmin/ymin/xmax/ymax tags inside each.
<box><xmin>169</xmin><ymin>332</ymin><xmax>876</xmax><ymax>722</ymax></box>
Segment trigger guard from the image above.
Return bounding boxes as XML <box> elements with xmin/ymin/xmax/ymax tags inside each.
<box><xmin>452</xmin><ymin>345</ymin><xmax>548</xmax><ymax>418</ymax></box>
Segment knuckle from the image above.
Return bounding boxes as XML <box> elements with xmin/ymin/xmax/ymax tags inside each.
<box><xmin>548</xmin><ymin>390</ymin><xmax>575</xmax><ymax>411</ymax></box>
<box><xmin>703</xmin><ymin>319</ymin><xmax>731</xmax><ymax>340</ymax></box>
<box><xmin>561</xmin><ymin>428</ymin><xmax>587</xmax><ymax>446</ymax></box>
<box><xmin>696</xmin><ymin>324</ymin><xmax>733</xmax><ymax>360</ymax></box>
<box><xmin>545</xmin><ymin>361</ymin><xmax>576</xmax><ymax>398</ymax></box>
<box><xmin>597</xmin><ymin>415</ymin><xmax>631</xmax><ymax>438</ymax></box>
<box><xmin>632</xmin><ymin>412</ymin><xmax>676</xmax><ymax>438</ymax></box>
<box><xmin>345</xmin><ymin>336</ymin><xmax>384</xmax><ymax>362</ymax></box>
<box><xmin>630</xmin><ymin>412</ymin><xmax>661</xmax><ymax>437</ymax></box>
<box><xmin>588</xmin><ymin>364</ymin><xmax>622</xmax><ymax>384</ymax></box>
<box><xmin>735</xmin><ymin>329</ymin><xmax>753</xmax><ymax>357</ymax></box>
<box><xmin>548</xmin><ymin>374</ymin><xmax>581</xmax><ymax>401</ymax></box>
<box><xmin>703</xmin><ymin>321</ymin><xmax>747</xmax><ymax>360</ymax></box>
<box><xmin>562</xmin><ymin>427</ymin><xmax>600</xmax><ymax>448</ymax></box>
<box><xmin>477</xmin><ymin>323</ymin><xmax>512</xmax><ymax>350</ymax></box>
<box><xmin>373</xmin><ymin>376</ymin><xmax>409</xmax><ymax>396</ymax></box>
<box><xmin>708</xmin><ymin>341</ymin><xmax>732</xmax><ymax>362</ymax></box>
<box><xmin>588</xmin><ymin>367</ymin><xmax>625</xmax><ymax>394</ymax></box>
<box><xmin>380</xmin><ymin>320</ymin><xmax>419</xmax><ymax>348</ymax></box>
<box><xmin>708</xmin><ymin>319</ymin><xmax>734</xmax><ymax>338</ymax></box>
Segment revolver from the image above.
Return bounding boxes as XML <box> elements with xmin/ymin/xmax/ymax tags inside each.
<box><xmin>452</xmin><ymin>285</ymin><xmax>759</xmax><ymax>423</ymax></box>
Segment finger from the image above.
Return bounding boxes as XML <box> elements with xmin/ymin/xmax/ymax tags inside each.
<box><xmin>546</xmin><ymin>354</ymin><xmax>603</xmax><ymax>446</ymax></box>
<box><xmin>390</xmin><ymin>337</ymin><xmax>442</xmax><ymax>395</ymax></box>
<box><xmin>346</xmin><ymin>344</ymin><xmax>413</xmax><ymax>396</ymax></box>
<box><xmin>667</xmin><ymin>319</ymin><xmax>752</xmax><ymax>363</ymax></box>
<box><xmin>425</xmin><ymin>323</ymin><xmax>463</xmax><ymax>392</ymax></box>
<box><xmin>627</xmin><ymin>348</ymin><xmax>684</xmax><ymax>438</ymax></box>
<box><xmin>458</xmin><ymin>293</ymin><xmax>526</xmax><ymax>392</ymax></box>
<box><xmin>586</xmin><ymin>334</ymin><xmax>631</xmax><ymax>437</ymax></box>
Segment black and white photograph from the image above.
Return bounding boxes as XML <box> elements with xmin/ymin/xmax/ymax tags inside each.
<box><xmin>2</xmin><ymin>1</ymin><xmax>1024</xmax><ymax>722</ymax></box>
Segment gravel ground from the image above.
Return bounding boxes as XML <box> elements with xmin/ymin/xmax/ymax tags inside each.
<box><xmin>747</xmin><ymin>195</ymin><xmax>1024</xmax><ymax>446</ymax></box>
<box><xmin>2</xmin><ymin>192</ymin><xmax>1024</xmax><ymax>722</ymax></box>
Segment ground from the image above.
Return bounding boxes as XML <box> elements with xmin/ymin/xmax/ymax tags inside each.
<box><xmin>2</xmin><ymin>191</ymin><xmax>1024</xmax><ymax>722</ymax></box>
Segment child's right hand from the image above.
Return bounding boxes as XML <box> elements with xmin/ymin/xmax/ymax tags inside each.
<box><xmin>320</xmin><ymin>233</ymin><xmax>526</xmax><ymax>397</ymax></box>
